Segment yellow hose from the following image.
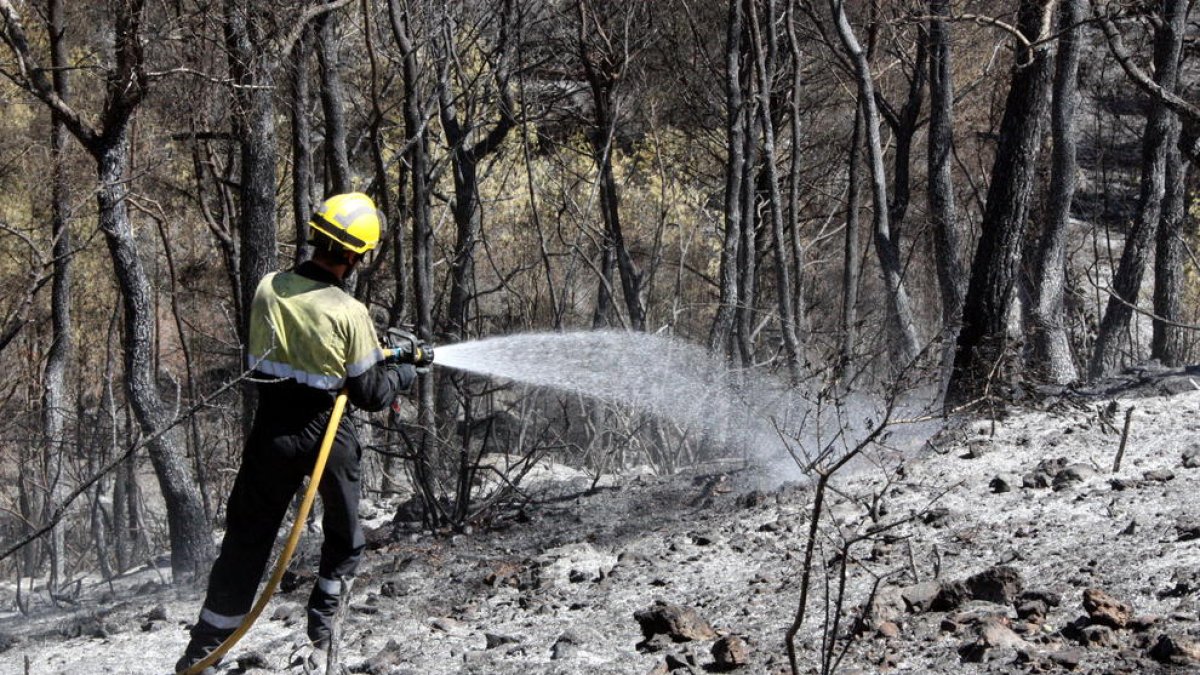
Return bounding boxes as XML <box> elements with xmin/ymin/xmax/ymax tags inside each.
<box><xmin>181</xmin><ymin>390</ymin><xmax>349</xmax><ymax>675</ymax></box>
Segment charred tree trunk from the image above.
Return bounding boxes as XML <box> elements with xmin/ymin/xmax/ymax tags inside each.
<box><xmin>290</xmin><ymin>25</ymin><xmax>314</xmax><ymax>265</ymax></box>
<box><xmin>748</xmin><ymin>0</ymin><xmax>802</xmax><ymax>380</ymax></box>
<box><xmin>1152</xmin><ymin>130</ymin><xmax>1190</xmax><ymax>365</ymax></box>
<box><xmin>735</xmin><ymin>100</ymin><xmax>759</xmax><ymax>366</ymax></box>
<box><xmin>1028</xmin><ymin>0</ymin><xmax>1083</xmax><ymax>385</ymax></box>
<box><xmin>43</xmin><ymin>0</ymin><xmax>71</xmax><ymax>595</ymax></box>
<box><xmin>96</xmin><ymin>133</ymin><xmax>213</xmax><ymax>578</ymax></box>
<box><xmin>841</xmin><ymin>102</ymin><xmax>864</xmax><ymax>373</ymax></box>
<box><xmin>439</xmin><ymin>7</ymin><xmax>515</xmax><ymax>340</ymax></box>
<box><xmin>388</xmin><ymin>0</ymin><xmax>441</xmax><ymax>529</ymax></box>
<box><xmin>785</xmin><ymin>3</ymin><xmax>808</xmax><ymax>336</ymax></box>
<box><xmin>880</xmin><ymin>29</ymin><xmax>927</xmax><ymax>245</ymax></box>
<box><xmin>927</xmin><ymin>0</ymin><xmax>964</xmax><ymax>371</ymax></box>
<box><xmin>830</xmin><ymin>0</ymin><xmax>922</xmax><ymax>366</ymax></box>
<box><xmin>579</xmin><ymin>1</ymin><xmax>646</xmax><ymax>331</ymax></box>
<box><xmin>316</xmin><ymin>7</ymin><xmax>352</xmax><ymax>193</ymax></box>
<box><xmin>1090</xmin><ymin>0</ymin><xmax>1187</xmax><ymax>377</ymax></box>
<box><xmin>946</xmin><ymin>0</ymin><xmax>1056</xmax><ymax>406</ymax></box>
<box><xmin>224</xmin><ymin>0</ymin><xmax>279</xmax><ymax>341</ymax></box>
<box><xmin>709</xmin><ymin>0</ymin><xmax>744</xmax><ymax>358</ymax></box>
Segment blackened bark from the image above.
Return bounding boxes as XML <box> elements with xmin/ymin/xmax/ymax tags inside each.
<box><xmin>946</xmin><ymin>0</ymin><xmax>1055</xmax><ymax>405</ymax></box>
<box><xmin>841</xmin><ymin>103</ymin><xmax>864</xmax><ymax>372</ymax></box>
<box><xmin>1028</xmin><ymin>0</ymin><xmax>1082</xmax><ymax>384</ymax></box>
<box><xmin>43</xmin><ymin>0</ymin><xmax>71</xmax><ymax>595</ymax></box>
<box><xmin>388</xmin><ymin>0</ymin><xmax>441</xmax><ymax>528</ymax></box>
<box><xmin>748</xmin><ymin>0</ymin><xmax>802</xmax><ymax>380</ymax></box>
<box><xmin>98</xmin><ymin>131</ymin><xmax>213</xmax><ymax>579</ymax></box>
<box><xmin>735</xmin><ymin>100</ymin><xmax>759</xmax><ymax>366</ymax></box>
<box><xmin>927</xmin><ymin>0</ymin><xmax>964</xmax><ymax>365</ymax></box>
<box><xmin>1152</xmin><ymin>123</ymin><xmax>1190</xmax><ymax>365</ymax></box>
<box><xmin>785</xmin><ymin>3</ymin><xmax>807</xmax><ymax>335</ymax></box>
<box><xmin>224</xmin><ymin>0</ymin><xmax>278</xmax><ymax>342</ymax></box>
<box><xmin>880</xmin><ymin>32</ymin><xmax>927</xmax><ymax>245</ymax></box>
<box><xmin>440</xmin><ymin>4</ymin><xmax>515</xmax><ymax>339</ymax></box>
<box><xmin>592</xmin><ymin>237</ymin><xmax>616</xmax><ymax>329</ymax></box>
<box><xmin>830</xmin><ymin>0</ymin><xmax>922</xmax><ymax>366</ymax></box>
<box><xmin>316</xmin><ymin>8</ymin><xmax>352</xmax><ymax>193</ymax></box>
<box><xmin>1090</xmin><ymin>0</ymin><xmax>1187</xmax><ymax>377</ymax></box>
<box><xmin>290</xmin><ymin>25</ymin><xmax>314</xmax><ymax>265</ymax></box>
<box><xmin>579</xmin><ymin>1</ymin><xmax>646</xmax><ymax>331</ymax></box>
<box><xmin>709</xmin><ymin>0</ymin><xmax>744</xmax><ymax>356</ymax></box>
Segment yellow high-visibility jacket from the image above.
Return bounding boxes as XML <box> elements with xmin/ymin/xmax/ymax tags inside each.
<box><xmin>247</xmin><ymin>269</ymin><xmax>384</xmax><ymax>391</ymax></box>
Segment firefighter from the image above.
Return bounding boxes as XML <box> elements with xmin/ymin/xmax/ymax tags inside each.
<box><xmin>176</xmin><ymin>193</ymin><xmax>430</xmax><ymax>673</ymax></box>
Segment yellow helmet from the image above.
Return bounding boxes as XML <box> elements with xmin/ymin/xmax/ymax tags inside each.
<box><xmin>308</xmin><ymin>192</ymin><xmax>382</xmax><ymax>254</ymax></box>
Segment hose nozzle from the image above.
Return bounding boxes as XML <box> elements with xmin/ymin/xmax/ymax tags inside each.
<box><xmin>385</xmin><ymin>328</ymin><xmax>435</xmax><ymax>369</ymax></box>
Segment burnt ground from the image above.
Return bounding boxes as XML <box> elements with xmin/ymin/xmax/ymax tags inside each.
<box><xmin>1</xmin><ymin>370</ymin><xmax>1199</xmax><ymax>674</ymax></box>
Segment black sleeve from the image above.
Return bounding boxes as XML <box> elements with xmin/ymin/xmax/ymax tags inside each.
<box><xmin>345</xmin><ymin>362</ymin><xmax>416</xmax><ymax>412</ymax></box>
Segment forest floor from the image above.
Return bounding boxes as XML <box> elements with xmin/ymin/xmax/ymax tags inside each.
<box><xmin>1</xmin><ymin>367</ymin><xmax>1199</xmax><ymax>674</ymax></box>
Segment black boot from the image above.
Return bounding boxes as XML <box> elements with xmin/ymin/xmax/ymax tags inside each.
<box><xmin>306</xmin><ymin>577</ymin><xmax>352</xmax><ymax>649</ymax></box>
<box><xmin>174</xmin><ymin>618</ymin><xmax>232</xmax><ymax>674</ymax></box>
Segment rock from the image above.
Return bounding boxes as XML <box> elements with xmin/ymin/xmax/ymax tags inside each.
<box><xmin>863</xmin><ymin>585</ymin><xmax>905</xmax><ymax>628</ymax></box>
<box><xmin>430</xmin><ymin>617</ymin><xmax>469</xmax><ymax>636</ymax></box>
<box><xmin>270</xmin><ymin>604</ymin><xmax>303</xmax><ymax>626</ymax></box>
<box><xmin>551</xmin><ymin>631</ymin><xmax>584</xmax><ymax>660</ymax></box>
<box><xmin>485</xmin><ymin>633</ymin><xmax>519</xmax><ymax>649</ymax></box>
<box><xmin>534</xmin><ymin>543</ymin><xmax>616</xmax><ymax>588</ymax></box>
<box><xmin>959</xmin><ymin>619</ymin><xmax>1030</xmax><ymax>663</ymax></box>
<box><xmin>737</xmin><ymin>491</ymin><xmax>769</xmax><ymax>508</ymax></box>
<box><xmin>1147</xmin><ymin>633</ymin><xmax>1200</xmax><ymax>665</ymax></box>
<box><xmin>359</xmin><ymin>639</ymin><xmax>408</xmax><ymax>675</ymax></box>
<box><xmin>1078</xmin><ymin>624</ymin><xmax>1120</xmax><ymax>649</ymax></box>
<box><xmin>1047</xmin><ymin>648</ymin><xmax>1084</xmax><ymax>670</ymax></box>
<box><xmin>1176</xmin><ymin>517</ymin><xmax>1200</xmax><ymax>542</ymax></box>
<box><xmin>1110</xmin><ymin>478</ymin><xmax>1143</xmax><ymax>491</ymax></box>
<box><xmin>635</xmin><ymin>601</ymin><xmax>717</xmax><ymax>646</ymax></box>
<box><xmin>965</xmin><ymin>439</ymin><xmax>992</xmax><ymax>458</ymax></box>
<box><xmin>1024</xmin><ymin>472</ymin><xmax>1053</xmax><ymax>489</ymax></box>
<box><xmin>711</xmin><ymin>635</ymin><xmax>749</xmax><ymax>669</ymax></box>
<box><xmin>1129</xmin><ymin>615</ymin><xmax>1161</xmax><ymax>632</ymax></box>
<box><xmin>1083</xmin><ymin>588</ymin><xmax>1132</xmax><ymax>628</ymax></box>
<box><xmin>145</xmin><ymin>604</ymin><xmax>168</xmax><ymax>622</ymax></box>
<box><xmin>900</xmin><ymin>581</ymin><xmax>942</xmax><ymax>613</ymax></box>
<box><xmin>235</xmin><ymin>652</ymin><xmax>269</xmax><ymax>670</ymax></box>
<box><xmin>1143</xmin><ymin>469</ymin><xmax>1175</xmax><ymax>482</ymax></box>
<box><xmin>1054</xmin><ymin>464</ymin><xmax>1098</xmax><ymax>490</ymax></box>
<box><xmin>989</xmin><ymin>474</ymin><xmax>1019</xmax><ymax>493</ymax></box>
<box><xmin>876</xmin><ymin>621</ymin><xmax>901</xmax><ymax>639</ymax></box>
<box><xmin>966</xmin><ymin>566</ymin><xmax>1024</xmax><ymax>605</ymax></box>
<box><xmin>920</xmin><ymin>507</ymin><xmax>952</xmax><ymax>528</ymax></box>
<box><xmin>932</xmin><ymin>580</ymin><xmax>970</xmax><ymax>611</ymax></box>
<box><xmin>1183</xmin><ymin>447</ymin><xmax>1200</xmax><ymax>469</ymax></box>
<box><xmin>1016</xmin><ymin>599</ymin><xmax>1047</xmax><ymax>622</ymax></box>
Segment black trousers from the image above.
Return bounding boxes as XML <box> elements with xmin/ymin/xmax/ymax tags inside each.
<box><xmin>199</xmin><ymin>401</ymin><xmax>364</xmax><ymax>625</ymax></box>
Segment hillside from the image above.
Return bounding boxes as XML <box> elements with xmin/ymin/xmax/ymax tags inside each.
<box><xmin>2</xmin><ymin>371</ymin><xmax>1199</xmax><ymax>674</ymax></box>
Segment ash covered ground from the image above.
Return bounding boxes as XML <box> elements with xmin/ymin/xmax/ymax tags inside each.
<box><xmin>2</xmin><ymin>369</ymin><xmax>1199</xmax><ymax>674</ymax></box>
